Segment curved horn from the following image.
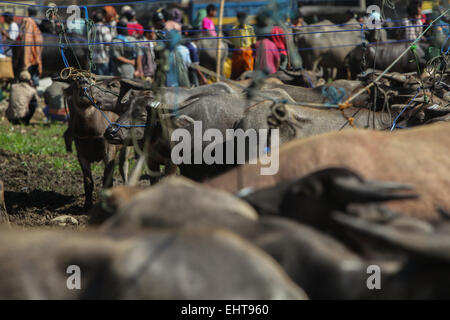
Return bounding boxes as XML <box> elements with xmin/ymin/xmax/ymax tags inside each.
<box><xmin>120</xmin><ymin>78</ymin><xmax>152</xmax><ymax>91</ymax></box>
<box><xmin>332</xmin><ymin>212</ymin><xmax>450</xmax><ymax>262</ymax></box>
<box><xmin>330</xmin><ymin>177</ymin><xmax>419</xmax><ymax>203</ymax></box>
<box><xmin>52</xmin><ymin>77</ymin><xmax>71</xmax><ymax>83</ymax></box>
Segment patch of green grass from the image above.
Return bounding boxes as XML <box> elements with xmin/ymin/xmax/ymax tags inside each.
<box><xmin>0</xmin><ymin>121</ymin><xmax>105</xmax><ymax>174</ymax></box>
<box><xmin>0</xmin><ymin>122</ymin><xmax>66</xmax><ymax>155</ymax></box>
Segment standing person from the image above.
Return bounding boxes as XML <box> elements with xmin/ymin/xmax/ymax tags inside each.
<box><xmin>254</xmin><ymin>33</ymin><xmax>280</xmax><ymax>75</ymax></box>
<box><xmin>6</xmin><ymin>70</ymin><xmax>38</xmax><ymax>125</ymax></box>
<box><xmin>164</xmin><ymin>30</ymin><xmax>190</xmax><ymax>87</ymax></box>
<box><xmin>202</xmin><ymin>4</ymin><xmax>217</xmax><ymax>36</ymax></box>
<box><xmin>182</xmin><ymin>24</ymin><xmax>200</xmax><ymax>66</ymax></box>
<box><xmin>152</xmin><ymin>10</ymin><xmax>181</xmax><ymax>33</ymax></box>
<box><xmin>1</xmin><ymin>12</ymin><xmax>19</xmax><ymax>57</ymax></box>
<box><xmin>170</xmin><ymin>8</ymin><xmax>184</xmax><ymax>26</ymax></box>
<box><xmin>291</xmin><ymin>13</ymin><xmax>304</xmax><ymax>29</ymax></box>
<box><xmin>120</xmin><ymin>5</ymin><xmax>133</xmax><ymax>23</ymax></box>
<box><xmin>110</xmin><ymin>21</ymin><xmax>140</xmax><ymax>79</ymax></box>
<box><xmin>92</xmin><ymin>12</ymin><xmax>112</xmax><ymax>76</ymax></box>
<box><xmin>230</xmin><ymin>12</ymin><xmax>256</xmax><ymax>80</ymax></box>
<box><xmin>181</xmin><ymin>24</ymin><xmax>200</xmax><ymax>86</ymax></box>
<box><xmin>193</xmin><ymin>8</ymin><xmax>207</xmax><ymax>30</ymax></box>
<box><xmin>39</xmin><ymin>3</ymin><xmax>62</xmax><ymax>34</ymax></box>
<box><xmin>125</xmin><ymin>9</ymin><xmax>144</xmax><ymax>37</ymax></box>
<box><xmin>401</xmin><ymin>1</ymin><xmax>424</xmax><ymax>41</ymax></box>
<box><xmin>103</xmin><ymin>6</ymin><xmax>119</xmax><ymax>38</ymax></box>
<box><xmin>163</xmin><ymin>9</ymin><xmax>182</xmax><ymax>32</ymax></box>
<box><xmin>271</xmin><ymin>26</ymin><xmax>288</xmax><ymax>70</ymax></box>
<box><xmin>138</xmin><ymin>24</ymin><xmax>157</xmax><ymax>81</ymax></box>
<box><xmin>19</xmin><ymin>7</ymin><xmax>42</xmax><ymax>87</ymax></box>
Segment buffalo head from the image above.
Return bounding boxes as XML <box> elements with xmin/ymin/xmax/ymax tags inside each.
<box><xmin>242</xmin><ymin>167</ymin><xmax>418</xmax><ymax>229</ymax></box>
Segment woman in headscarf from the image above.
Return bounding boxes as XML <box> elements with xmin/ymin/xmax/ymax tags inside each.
<box><xmin>193</xmin><ymin>9</ymin><xmax>207</xmax><ymax>30</ymax></box>
<box><xmin>170</xmin><ymin>8</ymin><xmax>183</xmax><ymax>25</ymax></box>
<box><xmin>270</xmin><ymin>26</ymin><xmax>288</xmax><ymax>70</ymax></box>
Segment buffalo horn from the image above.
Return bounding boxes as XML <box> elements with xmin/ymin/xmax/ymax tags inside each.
<box><xmin>331</xmin><ymin>177</ymin><xmax>418</xmax><ymax>203</ymax></box>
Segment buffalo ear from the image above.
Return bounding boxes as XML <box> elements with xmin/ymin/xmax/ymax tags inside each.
<box><xmin>62</xmin><ymin>85</ymin><xmax>73</xmax><ymax>97</ymax></box>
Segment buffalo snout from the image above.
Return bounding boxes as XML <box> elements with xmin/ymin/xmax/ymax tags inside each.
<box><xmin>104</xmin><ymin>124</ymin><xmax>124</xmax><ymax>145</ymax></box>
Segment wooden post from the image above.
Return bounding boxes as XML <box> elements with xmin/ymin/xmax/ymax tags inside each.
<box><xmin>0</xmin><ymin>181</ymin><xmax>10</xmax><ymax>227</ymax></box>
<box><xmin>216</xmin><ymin>0</ymin><xmax>226</xmax><ymax>81</ymax></box>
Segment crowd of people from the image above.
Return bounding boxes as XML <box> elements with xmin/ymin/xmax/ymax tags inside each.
<box><xmin>0</xmin><ymin>1</ymin><xmax>447</xmax><ymax>125</ymax></box>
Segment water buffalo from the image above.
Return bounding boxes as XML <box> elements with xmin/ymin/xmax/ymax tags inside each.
<box><xmin>295</xmin><ymin>19</ymin><xmax>361</xmax><ymax>78</ymax></box>
<box><xmin>259</xmin><ymin>80</ymin><xmax>369</xmax><ymax>105</ymax></box>
<box><xmin>334</xmin><ymin>212</ymin><xmax>450</xmax><ymax>298</ymax></box>
<box><xmin>0</xmin><ymin>227</ymin><xmax>307</xmax><ymax>299</ymax></box>
<box><xmin>63</xmin><ymin>76</ymin><xmax>129</xmax><ymax>211</ymax></box>
<box><xmin>239</xmin><ymin>69</ymin><xmax>318</xmax><ymax>87</ymax></box>
<box><xmin>97</xmin><ymin>172</ymin><xmax>440</xmax><ymax>299</ymax></box>
<box><xmin>207</xmin><ymin>123</ymin><xmax>450</xmax><ymax>219</ymax></box>
<box><xmin>235</xmin><ymin>100</ymin><xmax>390</xmax><ymax>147</ymax></box>
<box><xmin>241</xmin><ymin>167</ymin><xmax>417</xmax><ymax>231</ymax></box>
<box><xmin>345</xmin><ymin>42</ymin><xmax>428</xmax><ymax>80</ymax></box>
<box><xmin>196</xmin><ymin>37</ymin><xmax>229</xmax><ymax>75</ymax></box>
<box><xmin>98</xmin><ymin>175</ymin><xmax>367</xmax><ymax>299</ymax></box>
<box><xmin>43</xmin><ymin>81</ymin><xmax>70</xmax><ymax>116</ymax></box>
<box><xmin>104</xmin><ymin>86</ymin><xmax>295</xmax><ymax>181</ymax></box>
<box><xmin>41</xmin><ymin>34</ymin><xmax>88</xmax><ymax>78</ymax></box>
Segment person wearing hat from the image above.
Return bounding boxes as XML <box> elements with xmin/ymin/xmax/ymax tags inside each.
<box><xmin>6</xmin><ymin>70</ymin><xmax>38</xmax><ymax>125</ymax></box>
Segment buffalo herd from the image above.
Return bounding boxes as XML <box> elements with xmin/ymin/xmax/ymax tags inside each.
<box><xmin>1</xmin><ymin>18</ymin><xmax>450</xmax><ymax>300</ymax></box>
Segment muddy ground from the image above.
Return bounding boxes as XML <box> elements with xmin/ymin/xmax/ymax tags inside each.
<box><xmin>0</xmin><ymin>148</ymin><xmax>96</xmax><ymax>229</ymax></box>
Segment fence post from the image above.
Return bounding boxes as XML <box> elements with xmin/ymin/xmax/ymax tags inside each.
<box><xmin>216</xmin><ymin>0</ymin><xmax>226</xmax><ymax>81</ymax></box>
<box><xmin>0</xmin><ymin>181</ymin><xmax>10</xmax><ymax>227</ymax></box>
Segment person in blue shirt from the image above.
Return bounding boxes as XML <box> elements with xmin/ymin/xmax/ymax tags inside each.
<box><xmin>181</xmin><ymin>24</ymin><xmax>200</xmax><ymax>86</ymax></box>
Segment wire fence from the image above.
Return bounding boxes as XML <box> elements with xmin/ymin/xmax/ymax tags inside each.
<box><xmin>1</xmin><ymin>22</ymin><xmax>448</xmax><ymax>49</ymax></box>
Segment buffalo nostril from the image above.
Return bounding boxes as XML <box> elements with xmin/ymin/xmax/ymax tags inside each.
<box><xmin>105</xmin><ymin>127</ymin><xmax>115</xmax><ymax>139</ymax></box>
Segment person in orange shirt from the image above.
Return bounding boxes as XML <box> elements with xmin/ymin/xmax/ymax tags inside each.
<box><xmin>19</xmin><ymin>7</ymin><xmax>42</xmax><ymax>86</ymax></box>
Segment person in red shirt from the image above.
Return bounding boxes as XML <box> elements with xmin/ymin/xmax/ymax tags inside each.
<box><xmin>124</xmin><ymin>9</ymin><xmax>144</xmax><ymax>37</ymax></box>
<box><xmin>271</xmin><ymin>26</ymin><xmax>288</xmax><ymax>69</ymax></box>
<box><xmin>254</xmin><ymin>34</ymin><xmax>280</xmax><ymax>74</ymax></box>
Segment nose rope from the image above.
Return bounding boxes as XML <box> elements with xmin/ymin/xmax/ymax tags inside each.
<box><xmin>82</xmin><ymin>87</ymin><xmax>148</xmax><ymax>133</ymax></box>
